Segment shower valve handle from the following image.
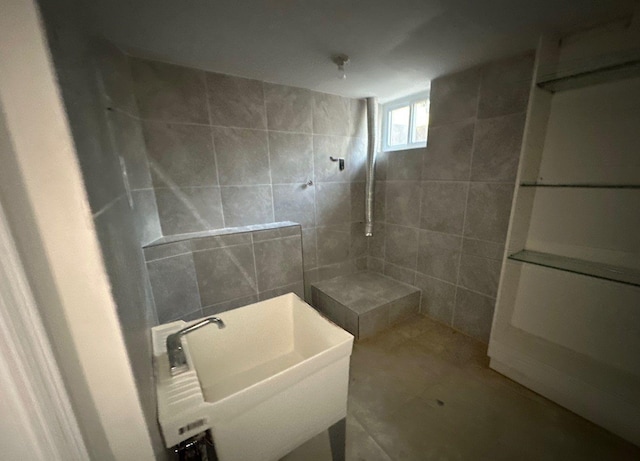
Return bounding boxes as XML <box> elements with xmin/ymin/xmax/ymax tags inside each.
<box><xmin>330</xmin><ymin>156</ymin><xmax>345</xmax><ymax>171</ymax></box>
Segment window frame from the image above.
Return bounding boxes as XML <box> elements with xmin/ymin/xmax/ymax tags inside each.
<box><xmin>381</xmin><ymin>91</ymin><xmax>430</xmax><ymax>152</ymax></box>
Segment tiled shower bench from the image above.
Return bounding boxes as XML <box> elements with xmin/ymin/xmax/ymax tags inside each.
<box><xmin>311</xmin><ymin>271</ymin><xmax>420</xmax><ymax>340</ymax></box>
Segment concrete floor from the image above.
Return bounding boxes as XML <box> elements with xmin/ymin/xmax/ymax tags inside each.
<box><xmin>282</xmin><ymin>315</ymin><xmax>640</xmax><ymax>461</ymax></box>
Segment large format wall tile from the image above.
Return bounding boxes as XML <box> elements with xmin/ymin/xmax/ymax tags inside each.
<box><xmin>461</xmin><ymin>238</ymin><xmax>504</xmax><ymax>260</ymax></box>
<box><xmin>368</xmin><ymin>222</ymin><xmax>385</xmax><ymax>258</ymax></box>
<box><xmin>420</xmin><ymin>181</ymin><xmax>467</xmax><ymax>234</ymax></box>
<box><xmin>350</xmin><ymin>222</ymin><xmax>368</xmax><ymax>258</ymax></box>
<box><xmin>144</xmin><ymin>241</ymin><xmax>191</xmax><ymax>261</ymax></box>
<box><xmin>268</xmin><ymin>132</ymin><xmax>313</xmax><ymax>184</ymax></box>
<box><xmin>313</xmin><ymin>92</ymin><xmax>351</xmax><ymax>136</ymax></box>
<box><xmin>301</xmin><ymin>228</ymin><xmax>318</xmax><ymax>269</ymax></box>
<box><xmin>192</xmin><ymin>233</ymin><xmax>252</xmax><ymax>252</ymax></box>
<box><xmin>417</xmin><ymin>230</ymin><xmax>461</xmax><ymax>283</ymax></box>
<box><xmin>429</xmin><ymin>67</ymin><xmax>481</xmax><ymax>126</ymax></box>
<box><xmin>453</xmin><ymin>288</ymin><xmax>496</xmax><ymax>342</ymax></box>
<box><xmin>143</xmin><ymin>121</ymin><xmax>217</xmax><ymax>188</ymax></box>
<box><xmin>213</xmin><ymin>127</ymin><xmax>270</xmax><ymax>186</ymax></box>
<box><xmin>470</xmin><ymin>113</ymin><xmax>525</xmax><ymax>182</ymax></box>
<box><xmin>131</xmin><ymin>190</ymin><xmax>162</xmax><ymax>246</ymax></box>
<box><xmin>108</xmin><ymin>110</ymin><xmax>152</xmax><ymax>190</ymax></box>
<box><xmin>387</xmin><ymin>148</ymin><xmax>424</xmax><ymax>181</ymax></box>
<box><xmin>457</xmin><ymin>253</ymin><xmax>502</xmax><ymax>298</ymax></box>
<box><xmin>130</xmin><ymin>58</ymin><xmax>208</xmax><ymax>124</ymax></box>
<box><xmin>316</xmin><ymin>224</ymin><xmax>350</xmax><ymax>266</ymax></box>
<box><xmin>385</xmin><ymin>181</ymin><xmax>421</xmax><ymax>228</ymax></box>
<box><xmin>348</xmin><ymin>136</ymin><xmax>368</xmax><ymax>182</ymax></box>
<box><xmin>206</xmin><ymin>72</ymin><xmax>266</xmax><ymax>129</ymax></box>
<box><xmin>415</xmin><ymin>273</ymin><xmax>455</xmax><ymax>325</ymax></box>
<box><xmin>313</xmin><ymin>135</ymin><xmax>351</xmax><ymax>183</ymax></box>
<box><xmin>193</xmin><ymin>243</ymin><xmax>257</xmax><ymax>307</ymax></box>
<box><xmin>349</xmin><ymin>99</ymin><xmax>367</xmax><ymax>138</ymax></box>
<box><xmin>383</xmin><ymin>263</ymin><xmax>416</xmax><ymax>286</ymax></box>
<box><xmin>315</xmin><ymin>182</ymin><xmax>350</xmax><ymax>225</ymax></box>
<box><xmin>156</xmin><ymin>186</ymin><xmax>224</xmax><ymax>234</ymax></box>
<box><xmin>264</xmin><ymin>83</ymin><xmax>313</xmax><ymax>133</ymax></box>
<box><xmin>202</xmin><ymin>295</ymin><xmax>259</xmax><ymax>317</ymax></box>
<box><xmin>273</xmin><ymin>183</ymin><xmax>315</xmax><ymax>228</ymax></box>
<box><xmin>351</xmin><ymin>181</ymin><xmax>365</xmax><ymax>223</ymax></box>
<box><xmin>147</xmin><ymin>253</ymin><xmax>201</xmax><ymax>323</ymax></box>
<box><xmin>66</xmin><ymin>81</ymin><xmax>125</xmax><ymax>213</ymax></box>
<box><xmin>423</xmin><ymin>120</ymin><xmax>474</xmax><ymax>181</ymax></box>
<box><xmin>375</xmin><ymin>151</ymin><xmax>389</xmax><ymax>181</ymax></box>
<box><xmin>127</xmin><ymin>56</ymin><xmax>380</xmax><ymax>322</ymax></box>
<box><xmin>221</xmin><ymin>185</ymin><xmax>274</xmax><ymax>227</ymax></box>
<box><xmin>96</xmin><ymin>42</ymin><xmax>138</xmax><ymax>114</ymax></box>
<box><xmin>385</xmin><ymin>224</ymin><xmax>418</xmax><ymax>269</ymax></box>
<box><xmin>464</xmin><ymin>183</ymin><xmax>514</xmax><ymax>242</ymax></box>
<box><xmin>254</xmin><ymin>236</ymin><xmax>303</xmax><ymax>292</ymax></box>
<box><xmin>259</xmin><ymin>282</ymin><xmax>305</xmax><ymax>302</ymax></box>
<box><xmin>145</xmin><ymin>225</ymin><xmax>304</xmax><ymax>321</ymax></box>
<box><xmin>374</xmin><ymin>181</ymin><xmax>386</xmax><ymax>222</ymax></box>
<box><xmin>367</xmin><ymin>52</ymin><xmax>532</xmax><ymax>343</ymax></box>
<box><xmin>478</xmin><ymin>52</ymin><xmax>534</xmax><ymax>119</ymax></box>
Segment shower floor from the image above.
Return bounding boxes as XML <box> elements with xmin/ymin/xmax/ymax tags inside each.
<box><xmin>282</xmin><ymin>315</ymin><xmax>640</xmax><ymax>461</ymax></box>
<box><xmin>311</xmin><ymin>271</ymin><xmax>420</xmax><ymax>340</ymax></box>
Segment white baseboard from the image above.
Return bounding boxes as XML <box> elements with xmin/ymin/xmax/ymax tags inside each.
<box><xmin>489</xmin><ymin>340</ymin><xmax>640</xmax><ymax>447</ymax></box>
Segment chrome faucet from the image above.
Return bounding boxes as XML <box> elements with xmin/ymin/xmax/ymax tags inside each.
<box><xmin>166</xmin><ymin>316</ymin><xmax>225</xmax><ymax>376</ymax></box>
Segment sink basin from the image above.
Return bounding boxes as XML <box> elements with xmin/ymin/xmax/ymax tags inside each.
<box><xmin>152</xmin><ymin>293</ymin><xmax>354</xmax><ymax>460</ymax></box>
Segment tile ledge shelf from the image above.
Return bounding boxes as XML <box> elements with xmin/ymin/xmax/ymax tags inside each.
<box><xmin>508</xmin><ymin>250</ymin><xmax>640</xmax><ymax>287</ymax></box>
<box><xmin>145</xmin><ymin>221</ymin><xmax>300</xmax><ymax>247</ymax></box>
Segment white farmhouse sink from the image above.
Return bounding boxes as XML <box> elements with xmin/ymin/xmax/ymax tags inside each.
<box><xmin>151</xmin><ymin>293</ymin><xmax>354</xmax><ymax>460</ymax></box>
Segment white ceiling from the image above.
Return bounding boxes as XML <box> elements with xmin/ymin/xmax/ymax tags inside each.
<box><xmin>88</xmin><ymin>0</ymin><xmax>636</xmax><ymax>102</ymax></box>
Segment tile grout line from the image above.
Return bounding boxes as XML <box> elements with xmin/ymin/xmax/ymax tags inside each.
<box><xmin>188</xmin><ymin>249</ymin><xmax>205</xmax><ymax>319</ymax></box>
<box><xmin>250</xmin><ymin>233</ymin><xmax>261</xmax><ymax>298</ymax></box>
<box><xmin>370</xmin><ymin>220</ymin><xmax>506</xmax><ymax>248</ymax></box>
<box><xmin>131</xmin><ymin>113</ymin><xmax>366</xmax><ymax>140</ymax></box>
<box><xmin>201</xmin><ymin>278</ymin><xmax>304</xmax><ymax>311</ymax></box>
<box><xmin>310</xmin><ymin>105</ymin><xmax>319</xmax><ymax>281</ymax></box>
<box><xmin>145</xmin><ymin>250</ymin><xmax>193</xmax><ymax>263</ymax></box>
<box><xmin>427</xmin><ymin>108</ymin><xmax>527</xmax><ymax>130</ymax></box>
<box><xmin>203</xmin><ymin>73</ymin><xmax>226</xmax><ymax>229</ymax></box>
<box><xmin>92</xmin><ymin>194</ymin><xmax>125</xmax><ymax>219</ymax></box>
<box><xmin>261</xmin><ymin>81</ymin><xmax>276</xmax><ymax>223</ymax></box>
<box><xmin>452</xmin><ymin>74</ymin><xmax>484</xmax><ymax>326</ymax></box>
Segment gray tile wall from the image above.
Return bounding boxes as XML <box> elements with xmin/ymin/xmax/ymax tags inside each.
<box><xmin>39</xmin><ymin>6</ymin><xmax>166</xmax><ymax>456</ymax></box>
<box><xmin>129</xmin><ymin>58</ymin><xmax>368</xmax><ymax>301</ymax></box>
<box><xmin>144</xmin><ymin>225</ymin><xmax>304</xmax><ymax>323</ymax></box>
<box><xmin>368</xmin><ymin>52</ymin><xmax>534</xmax><ymax>343</ymax></box>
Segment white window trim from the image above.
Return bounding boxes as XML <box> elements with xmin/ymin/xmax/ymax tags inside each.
<box><xmin>382</xmin><ymin>91</ymin><xmax>430</xmax><ymax>152</ymax></box>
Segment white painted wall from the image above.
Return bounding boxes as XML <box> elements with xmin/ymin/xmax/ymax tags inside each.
<box><xmin>0</xmin><ymin>0</ymin><xmax>155</xmax><ymax>458</ymax></box>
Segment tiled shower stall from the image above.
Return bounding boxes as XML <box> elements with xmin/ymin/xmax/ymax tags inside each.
<box><xmin>121</xmin><ymin>49</ymin><xmax>534</xmax><ymax>341</ymax></box>
<box><xmin>369</xmin><ymin>53</ymin><xmax>534</xmax><ymax>342</ymax></box>
<box><xmin>124</xmin><ymin>55</ymin><xmax>371</xmax><ymax>320</ymax></box>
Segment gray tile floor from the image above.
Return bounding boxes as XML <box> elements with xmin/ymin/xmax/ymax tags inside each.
<box><xmin>282</xmin><ymin>315</ymin><xmax>640</xmax><ymax>461</ymax></box>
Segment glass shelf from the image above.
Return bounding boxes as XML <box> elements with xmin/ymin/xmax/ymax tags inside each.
<box><xmin>520</xmin><ymin>183</ymin><xmax>640</xmax><ymax>189</ymax></box>
<box><xmin>508</xmin><ymin>250</ymin><xmax>640</xmax><ymax>287</ymax></box>
<box><xmin>537</xmin><ymin>58</ymin><xmax>640</xmax><ymax>93</ymax></box>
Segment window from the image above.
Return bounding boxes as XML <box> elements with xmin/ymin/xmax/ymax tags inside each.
<box><xmin>382</xmin><ymin>92</ymin><xmax>430</xmax><ymax>152</ymax></box>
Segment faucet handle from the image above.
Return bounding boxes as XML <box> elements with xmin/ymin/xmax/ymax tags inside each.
<box><xmin>166</xmin><ymin>316</ymin><xmax>226</xmax><ymax>376</ymax></box>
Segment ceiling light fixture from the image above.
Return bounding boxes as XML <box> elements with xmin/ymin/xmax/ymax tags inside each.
<box><xmin>333</xmin><ymin>54</ymin><xmax>350</xmax><ymax>80</ymax></box>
